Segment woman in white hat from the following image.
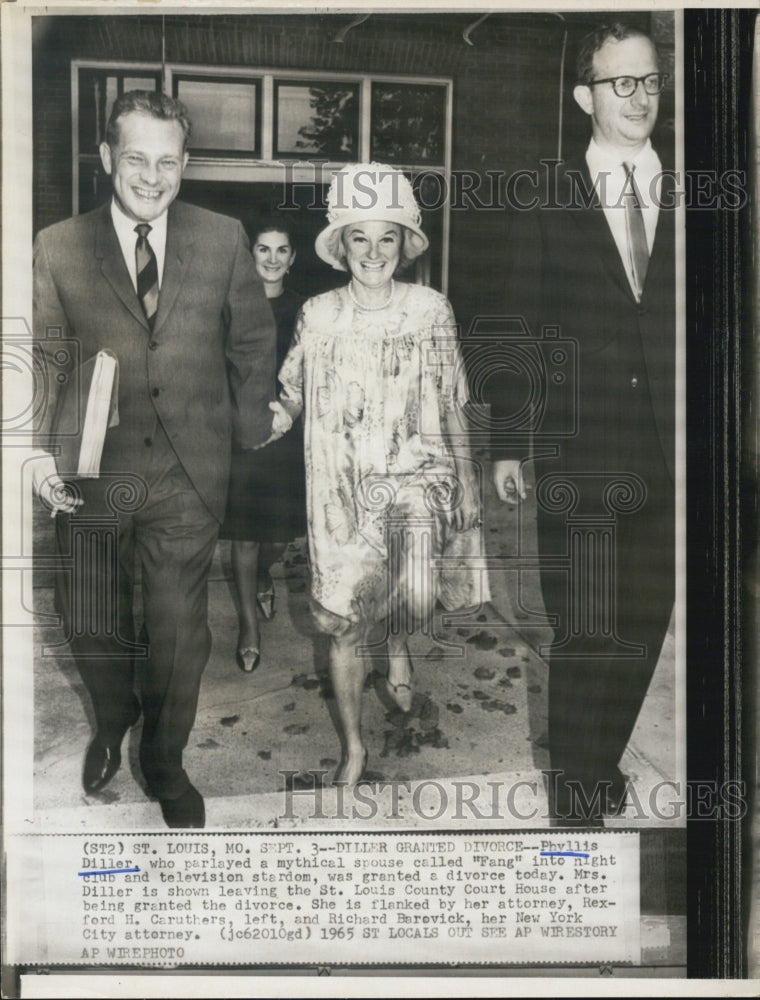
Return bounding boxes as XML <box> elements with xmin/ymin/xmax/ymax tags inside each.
<box><xmin>274</xmin><ymin>163</ymin><xmax>489</xmax><ymax>787</ymax></box>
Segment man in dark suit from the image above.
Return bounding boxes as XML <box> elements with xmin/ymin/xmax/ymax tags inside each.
<box><xmin>32</xmin><ymin>91</ymin><xmax>276</xmax><ymax>827</ymax></box>
<box><xmin>490</xmin><ymin>23</ymin><xmax>675</xmax><ymax>823</ymax></box>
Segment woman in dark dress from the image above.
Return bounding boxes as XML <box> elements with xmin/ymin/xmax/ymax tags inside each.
<box><xmin>221</xmin><ymin>215</ymin><xmax>306</xmax><ymax>672</ymax></box>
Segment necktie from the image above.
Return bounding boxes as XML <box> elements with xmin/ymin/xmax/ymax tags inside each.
<box><xmin>622</xmin><ymin>162</ymin><xmax>649</xmax><ymax>300</ymax></box>
<box><xmin>135</xmin><ymin>223</ymin><xmax>159</xmax><ymax>328</ymax></box>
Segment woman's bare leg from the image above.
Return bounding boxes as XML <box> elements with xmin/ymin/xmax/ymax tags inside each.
<box><xmin>385</xmin><ymin>517</ymin><xmax>436</xmax><ymax>704</ymax></box>
<box><xmin>330</xmin><ymin>625</ymin><xmax>368</xmax><ymax>786</ymax></box>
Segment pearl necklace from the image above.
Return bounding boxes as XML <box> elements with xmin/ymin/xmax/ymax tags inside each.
<box><xmin>347</xmin><ymin>279</ymin><xmax>395</xmax><ymax>312</ymax></box>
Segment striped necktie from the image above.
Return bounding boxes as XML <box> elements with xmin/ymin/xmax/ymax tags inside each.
<box><xmin>622</xmin><ymin>162</ymin><xmax>649</xmax><ymax>301</ymax></box>
<box><xmin>135</xmin><ymin>223</ymin><xmax>159</xmax><ymax>329</ymax></box>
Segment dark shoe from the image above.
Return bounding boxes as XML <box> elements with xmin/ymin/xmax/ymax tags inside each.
<box><xmin>552</xmin><ymin>814</ymin><xmax>604</xmax><ymax>829</ymax></box>
<box><xmin>236</xmin><ymin>646</ymin><xmax>260</xmax><ymax>673</ymax></box>
<box><xmin>602</xmin><ymin>769</ymin><xmax>629</xmax><ymax>818</ymax></box>
<box><xmin>548</xmin><ymin>770</ymin><xmax>604</xmax><ymax>826</ymax></box>
<box><xmin>159</xmin><ymin>784</ymin><xmax>205</xmax><ymax>828</ymax></box>
<box><xmin>83</xmin><ymin>742</ymin><xmax>122</xmax><ymax>794</ymax></box>
<box><xmin>82</xmin><ymin>699</ymin><xmax>141</xmax><ymax>793</ymax></box>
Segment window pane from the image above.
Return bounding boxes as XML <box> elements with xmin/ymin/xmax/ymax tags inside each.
<box><xmin>371</xmin><ymin>82</ymin><xmax>446</xmax><ymax>165</ymax></box>
<box><xmin>174</xmin><ymin>76</ymin><xmax>259</xmax><ymax>156</ymax></box>
<box><xmin>123</xmin><ymin>77</ymin><xmax>157</xmax><ymax>94</ymax></box>
<box><xmin>275</xmin><ymin>82</ymin><xmax>358</xmax><ymax>160</ymax></box>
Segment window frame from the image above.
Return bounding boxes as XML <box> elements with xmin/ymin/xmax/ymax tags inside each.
<box><xmin>172</xmin><ymin>72</ymin><xmax>263</xmax><ymax>158</ymax></box>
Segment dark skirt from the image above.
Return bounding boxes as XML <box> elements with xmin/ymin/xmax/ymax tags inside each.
<box><xmin>220</xmin><ymin>419</ymin><xmax>307</xmax><ymax>543</ymax></box>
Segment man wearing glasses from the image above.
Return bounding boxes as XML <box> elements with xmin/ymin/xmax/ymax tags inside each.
<box><xmin>491</xmin><ymin>23</ymin><xmax>675</xmax><ymax>825</ymax></box>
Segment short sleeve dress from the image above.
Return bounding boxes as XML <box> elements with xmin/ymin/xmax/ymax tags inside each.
<box><xmin>278</xmin><ymin>282</ymin><xmax>490</xmax><ymax>633</ymax></box>
<box><xmin>220</xmin><ymin>288</ymin><xmax>307</xmax><ymax>543</ymax></box>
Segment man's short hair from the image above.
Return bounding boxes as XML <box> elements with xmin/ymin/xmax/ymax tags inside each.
<box><xmin>106</xmin><ymin>90</ymin><xmax>192</xmax><ymax>150</ymax></box>
<box><xmin>576</xmin><ymin>22</ymin><xmax>656</xmax><ymax>86</ymax></box>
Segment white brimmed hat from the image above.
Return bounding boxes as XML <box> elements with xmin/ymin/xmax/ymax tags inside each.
<box><xmin>315</xmin><ymin>162</ymin><xmax>429</xmax><ymax>271</ymax></box>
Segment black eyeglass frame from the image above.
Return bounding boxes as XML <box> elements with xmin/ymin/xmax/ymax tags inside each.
<box><xmin>586</xmin><ymin>73</ymin><xmax>669</xmax><ymax>98</ymax></box>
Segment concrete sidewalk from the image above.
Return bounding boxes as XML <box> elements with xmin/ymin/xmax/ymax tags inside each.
<box><xmin>31</xmin><ymin>456</ymin><xmax>678</xmax><ymax>831</ymax></box>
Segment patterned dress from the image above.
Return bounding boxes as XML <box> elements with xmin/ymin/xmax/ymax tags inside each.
<box><xmin>278</xmin><ymin>282</ymin><xmax>490</xmax><ymax>633</ymax></box>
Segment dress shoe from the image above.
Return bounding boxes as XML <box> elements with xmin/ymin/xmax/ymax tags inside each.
<box><xmin>82</xmin><ymin>699</ymin><xmax>141</xmax><ymax>794</ymax></box>
<box><xmin>83</xmin><ymin>741</ymin><xmax>123</xmax><ymax>794</ymax></box>
<box><xmin>602</xmin><ymin>769</ymin><xmax>629</xmax><ymax>818</ymax></box>
<box><xmin>236</xmin><ymin>646</ymin><xmax>260</xmax><ymax>673</ymax></box>
<box><xmin>159</xmin><ymin>784</ymin><xmax>205</xmax><ymax>828</ymax></box>
<box><xmin>549</xmin><ymin>771</ymin><xmax>604</xmax><ymax>826</ymax></box>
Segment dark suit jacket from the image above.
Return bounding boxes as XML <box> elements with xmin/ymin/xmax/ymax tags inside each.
<box><xmin>33</xmin><ymin>200</ymin><xmax>276</xmax><ymax>522</ymax></box>
<box><xmin>490</xmin><ymin>156</ymin><xmax>677</xmax><ymax>785</ymax></box>
<box><xmin>491</xmin><ymin>156</ymin><xmax>676</xmax><ymax>488</ymax></box>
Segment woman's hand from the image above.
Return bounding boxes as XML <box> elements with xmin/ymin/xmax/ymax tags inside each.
<box><xmin>251</xmin><ymin>400</ymin><xmax>296</xmax><ymax>450</ymax></box>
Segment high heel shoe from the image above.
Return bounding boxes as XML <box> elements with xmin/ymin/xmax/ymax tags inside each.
<box><xmin>256</xmin><ymin>586</ymin><xmax>275</xmax><ymax>621</ymax></box>
<box><xmin>385</xmin><ymin>649</ymin><xmax>414</xmax><ymax>713</ymax></box>
<box><xmin>236</xmin><ymin>647</ymin><xmax>260</xmax><ymax>674</ymax></box>
<box><xmin>333</xmin><ymin>748</ymin><xmax>369</xmax><ymax>788</ymax></box>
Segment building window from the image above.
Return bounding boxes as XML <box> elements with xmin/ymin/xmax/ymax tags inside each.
<box><xmin>274</xmin><ymin>80</ymin><xmax>359</xmax><ymax>160</ymax></box>
<box><xmin>173</xmin><ymin>74</ymin><xmax>262</xmax><ymax>157</ymax></box>
<box><xmin>370</xmin><ymin>82</ymin><xmax>446</xmax><ymax>165</ymax></box>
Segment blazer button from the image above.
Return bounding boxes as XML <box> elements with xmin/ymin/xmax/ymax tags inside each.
<box><xmin>151</xmin><ymin>387</ymin><xmax>160</xmax><ymax>397</ymax></box>
<box><xmin>631</xmin><ymin>376</ymin><xmax>639</xmax><ymax>388</ymax></box>
<box><xmin>144</xmin><ymin>437</ymin><xmax>153</xmax><ymax>447</ymax></box>
<box><xmin>149</xmin><ymin>341</ymin><xmax>158</xmax><ymax>350</ymax></box>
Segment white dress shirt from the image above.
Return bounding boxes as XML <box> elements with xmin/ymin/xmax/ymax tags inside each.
<box><xmin>585</xmin><ymin>138</ymin><xmax>662</xmax><ymax>296</ymax></box>
<box><xmin>110</xmin><ymin>199</ymin><xmax>168</xmax><ymax>291</ymax></box>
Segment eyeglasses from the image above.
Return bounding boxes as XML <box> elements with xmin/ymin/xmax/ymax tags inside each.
<box><xmin>587</xmin><ymin>73</ymin><xmax>669</xmax><ymax>98</ymax></box>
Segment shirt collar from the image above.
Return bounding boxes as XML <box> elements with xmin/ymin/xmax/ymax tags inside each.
<box><xmin>586</xmin><ymin>137</ymin><xmax>661</xmax><ymax>177</ymax></box>
<box><xmin>110</xmin><ymin>198</ymin><xmax>168</xmax><ymax>246</ymax></box>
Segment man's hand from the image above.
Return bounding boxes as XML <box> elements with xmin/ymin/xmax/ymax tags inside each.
<box><xmin>30</xmin><ymin>450</ymin><xmax>84</xmax><ymax>516</ymax></box>
<box><xmin>492</xmin><ymin>459</ymin><xmax>527</xmax><ymax>504</ymax></box>
<box><xmin>251</xmin><ymin>400</ymin><xmax>295</xmax><ymax>450</ymax></box>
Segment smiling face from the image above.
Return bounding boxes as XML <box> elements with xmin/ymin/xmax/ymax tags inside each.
<box><xmin>342</xmin><ymin>220</ymin><xmax>402</xmax><ymax>291</ymax></box>
<box><xmin>99</xmin><ymin>111</ymin><xmax>188</xmax><ymax>223</ymax></box>
<box><xmin>253</xmin><ymin>230</ymin><xmax>295</xmax><ymax>291</ymax></box>
<box><xmin>574</xmin><ymin>35</ymin><xmax>660</xmax><ymax>154</ymax></box>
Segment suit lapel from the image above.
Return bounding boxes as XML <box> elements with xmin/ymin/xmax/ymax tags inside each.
<box><xmin>646</xmin><ymin>169</ymin><xmax>676</xmax><ymax>278</ymax></box>
<box><xmin>95</xmin><ymin>206</ymin><xmax>149</xmax><ymax>330</ymax></box>
<box><xmin>561</xmin><ymin>160</ymin><xmax>637</xmax><ymax>304</ymax></box>
<box><xmin>153</xmin><ymin>202</ymin><xmax>196</xmax><ymax>335</ymax></box>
